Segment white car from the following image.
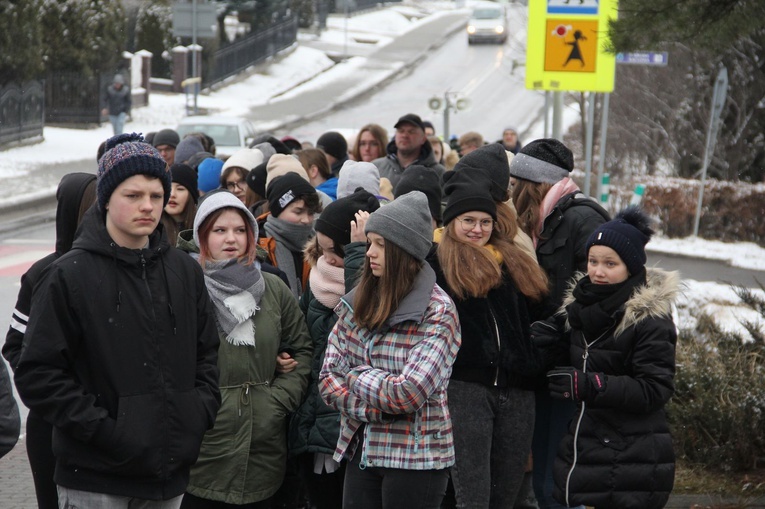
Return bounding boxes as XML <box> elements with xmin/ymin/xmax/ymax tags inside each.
<box><xmin>176</xmin><ymin>115</ymin><xmax>257</xmax><ymax>158</ymax></box>
<box><xmin>467</xmin><ymin>5</ymin><xmax>508</xmax><ymax>44</ymax></box>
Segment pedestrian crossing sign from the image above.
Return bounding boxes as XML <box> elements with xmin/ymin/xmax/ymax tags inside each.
<box><xmin>544</xmin><ymin>19</ymin><xmax>598</xmax><ymax>73</ymax></box>
<box><xmin>526</xmin><ymin>0</ymin><xmax>618</xmax><ymax>92</ymax></box>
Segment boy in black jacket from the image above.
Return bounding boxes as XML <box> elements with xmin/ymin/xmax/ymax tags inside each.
<box><xmin>15</xmin><ymin>133</ymin><xmax>221</xmax><ymax>508</ymax></box>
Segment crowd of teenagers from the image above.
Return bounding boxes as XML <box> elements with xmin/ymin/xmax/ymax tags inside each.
<box><xmin>3</xmin><ymin>112</ymin><xmax>679</xmax><ymax>509</ymax></box>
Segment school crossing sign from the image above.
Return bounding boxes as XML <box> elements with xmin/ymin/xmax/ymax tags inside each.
<box><xmin>526</xmin><ymin>0</ymin><xmax>618</xmax><ymax>92</ymax></box>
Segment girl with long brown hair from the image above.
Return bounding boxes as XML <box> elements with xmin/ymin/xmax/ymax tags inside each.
<box><xmin>319</xmin><ymin>191</ymin><xmax>461</xmax><ymax>509</ymax></box>
<box><xmin>428</xmin><ymin>169</ymin><xmax>548</xmax><ymax>508</ymax></box>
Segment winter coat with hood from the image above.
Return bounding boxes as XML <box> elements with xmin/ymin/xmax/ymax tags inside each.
<box><xmin>553</xmin><ymin>269</ymin><xmax>679</xmax><ymax>509</ymax></box>
<box><xmin>4</xmin><ymin>172</ymin><xmax>96</xmax><ymax>370</ymax></box>
<box><xmin>14</xmin><ymin>206</ymin><xmax>221</xmax><ymax>501</ymax></box>
<box><xmin>319</xmin><ymin>263</ymin><xmax>461</xmax><ymax>470</ymax></box>
<box><xmin>372</xmin><ymin>138</ymin><xmax>446</xmax><ymax>189</ymax></box>
<box><xmin>176</xmin><ymin>231</ymin><xmax>313</xmax><ymax>505</ymax></box>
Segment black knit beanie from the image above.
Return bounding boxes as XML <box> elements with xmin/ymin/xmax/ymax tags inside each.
<box><xmin>246</xmin><ymin>161</ymin><xmax>268</xmax><ymax>198</ymax></box>
<box><xmin>266</xmin><ymin>172</ymin><xmax>317</xmax><ymax>218</ymax></box>
<box><xmin>316</xmin><ymin>189</ymin><xmax>380</xmax><ymax>251</ymax></box>
<box><xmin>452</xmin><ymin>143</ymin><xmax>510</xmax><ymax>202</ymax></box>
<box><xmin>316</xmin><ymin>131</ymin><xmax>348</xmax><ymax>161</ymax></box>
<box><xmin>97</xmin><ymin>133</ymin><xmax>172</xmax><ymax>211</ymax></box>
<box><xmin>394</xmin><ymin>165</ymin><xmax>442</xmax><ymax>223</ymax></box>
<box><xmin>152</xmin><ymin>128</ymin><xmax>180</xmax><ymax>149</ymax></box>
<box><xmin>586</xmin><ymin>206</ymin><xmax>655</xmax><ymax>275</ymax></box>
<box><xmin>170</xmin><ymin>163</ymin><xmax>200</xmax><ymax>204</ymax></box>
<box><xmin>442</xmin><ymin>170</ymin><xmax>496</xmax><ymax>226</ymax></box>
<box><xmin>508</xmin><ymin>138</ymin><xmax>574</xmax><ymax>184</ymax></box>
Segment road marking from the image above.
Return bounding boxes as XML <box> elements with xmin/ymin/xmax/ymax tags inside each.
<box><xmin>0</xmin><ymin>246</ymin><xmax>52</xmax><ymax>277</ymax></box>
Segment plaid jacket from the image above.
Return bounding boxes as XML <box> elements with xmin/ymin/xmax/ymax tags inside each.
<box><xmin>318</xmin><ymin>266</ymin><xmax>461</xmax><ymax>470</ymax></box>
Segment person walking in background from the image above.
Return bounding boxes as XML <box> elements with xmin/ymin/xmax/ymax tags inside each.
<box><xmin>14</xmin><ymin>133</ymin><xmax>221</xmax><ymax>508</ymax></box>
<box><xmin>179</xmin><ymin>191</ymin><xmax>312</xmax><ymax>509</ymax></box>
<box><xmin>319</xmin><ymin>191</ymin><xmax>461</xmax><ymax>509</ymax></box>
<box><xmin>508</xmin><ymin>139</ymin><xmax>609</xmax><ymax>509</ymax></box>
<box><xmin>101</xmin><ymin>74</ymin><xmax>131</xmax><ymax>136</ymax></box>
<box><xmin>3</xmin><ymin>172</ymin><xmax>96</xmax><ymax>509</ymax></box>
<box><xmin>536</xmin><ymin>207</ymin><xmax>678</xmax><ymax>509</ymax></box>
<box><xmin>289</xmin><ymin>189</ymin><xmax>381</xmax><ymax>509</ymax></box>
<box><xmin>429</xmin><ymin>171</ymin><xmax>549</xmax><ymax>508</ymax></box>
<box><xmin>350</xmin><ymin>124</ymin><xmax>388</xmax><ymax>163</ymax></box>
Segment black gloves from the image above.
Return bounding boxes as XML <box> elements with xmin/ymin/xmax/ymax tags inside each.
<box><xmin>547</xmin><ymin>367</ymin><xmax>607</xmax><ymax>403</ymax></box>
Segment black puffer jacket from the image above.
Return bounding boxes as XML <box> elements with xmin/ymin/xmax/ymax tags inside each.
<box><xmin>535</xmin><ymin>192</ymin><xmax>610</xmax><ymax>320</ymax></box>
<box><xmin>15</xmin><ymin>207</ymin><xmax>221</xmax><ymax>500</ymax></box>
<box><xmin>427</xmin><ymin>251</ymin><xmax>540</xmax><ymax>389</ymax></box>
<box><xmin>553</xmin><ymin>269</ymin><xmax>679</xmax><ymax>509</ymax></box>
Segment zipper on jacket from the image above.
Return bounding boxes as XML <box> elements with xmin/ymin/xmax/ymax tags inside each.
<box><xmin>565</xmin><ymin>330</ymin><xmax>609</xmax><ymax>506</ymax></box>
<box><xmin>490</xmin><ymin>309</ymin><xmax>501</xmax><ymax>386</ymax></box>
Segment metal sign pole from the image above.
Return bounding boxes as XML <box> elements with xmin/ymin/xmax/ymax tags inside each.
<box><xmin>596</xmin><ymin>92</ymin><xmax>610</xmax><ymax>204</ymax></box>
<box><xmin>192</xmin><ymin>0</ymin><xmax>198</xmax><ymax>114</ymax></box>
<box><xmin>583</xmin><ymin>92</ymin><xmax>595</xmax><ymax>197</ymax></box>
<box><xmin>693</xmin><ymin>66</ymin><xmax>728</xmax><ymax>237</ymax></box>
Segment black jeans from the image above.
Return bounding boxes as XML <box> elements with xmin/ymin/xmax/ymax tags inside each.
<box><xmin>342</xmin><ymin>449</ymin><xmax>449</xmax><ymax>509</ymax></box>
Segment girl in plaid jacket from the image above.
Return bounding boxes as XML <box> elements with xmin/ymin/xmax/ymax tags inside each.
<box><xmin>319</xmin><ymin>191</ymin><xmax>461</xmax><ymax>509</ymax></box>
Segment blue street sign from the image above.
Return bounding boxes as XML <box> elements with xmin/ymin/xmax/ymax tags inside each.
<box><xmin>615</xmin><ymin>52</ymin><xmax>669</xmax><ymax>66</ymax></box>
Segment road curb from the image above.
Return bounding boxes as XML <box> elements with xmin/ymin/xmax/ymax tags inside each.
<box><xmin>0</xmin><ymin>192</ymin><xmax>57</xmax><ymax>235</ymax></box>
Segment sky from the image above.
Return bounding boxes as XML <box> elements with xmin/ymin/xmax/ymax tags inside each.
<box><xmin>1</xmin><ymin>1</ymin><xmax>763</xmax><ymax>340</ymax></box>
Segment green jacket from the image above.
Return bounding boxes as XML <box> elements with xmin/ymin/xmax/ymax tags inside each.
<box><xmin>184</xmin><ymin>268</ymin><xmax>313</xmax><ymax>504</ymax></box>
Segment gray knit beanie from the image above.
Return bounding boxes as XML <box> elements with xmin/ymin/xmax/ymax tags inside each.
<box><xmin>174</xmin><ymin>136</ymin><xmax>206</xmax><ymax>165</ymax></box>
<box><xmin>365</xmin><ymin>190</ymin><xmax>432</xmax><ymax>261</ymax></box>
<box><xmin>337</xmin><ymin>160</ymin><xmax>380</xmax><ymax>199</ymax></box>
<box><xmin>508</xmin><ymin>138</ymin><xmax>574</xmax><ymax>184</ymax></box>
<box><xmin>193</xmin><ymin>190</ymin><xmax>258</xmax><ymax>248</ymax></box>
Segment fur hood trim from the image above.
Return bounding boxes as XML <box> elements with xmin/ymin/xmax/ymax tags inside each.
<box><xmin>559</xmin><ymin>268</ymin><xmax>681</xmax><ymax>337</ymax></box>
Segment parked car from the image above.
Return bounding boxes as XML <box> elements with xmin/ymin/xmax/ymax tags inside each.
<box><xmin>176</xmin><ymin>115</ymin><xmax>257</xmax><ymax>158</ymax></box>
<box><xmin>466</xmin><ymin>4</ymin><xmax>508</xmax><ymax>44</ymax></box>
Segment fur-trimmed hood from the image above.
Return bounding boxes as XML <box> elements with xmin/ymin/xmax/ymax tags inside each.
<box><xmin>560</xmin><ymin>268</ymin><xmax>681</xmax><ymax>337</ymax></box>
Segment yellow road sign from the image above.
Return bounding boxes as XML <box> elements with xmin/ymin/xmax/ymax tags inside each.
<box><xmin>526</xmin><ymin>0</ymin><xmax>618</xmax><ymax>92</ymax></box>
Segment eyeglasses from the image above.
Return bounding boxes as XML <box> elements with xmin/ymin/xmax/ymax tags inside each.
<box><xmin>226</xmin><ymin>180</ymin><xmax>246</xmax><ymax>191</ymax></box>
<box><xmin>457</xmin><ymin>217</ymin><xmax>494</xmax><ymax>232</ymax></box>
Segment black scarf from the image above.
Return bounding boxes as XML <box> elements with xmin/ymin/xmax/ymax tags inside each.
<box><xmin>566</xmin><ymin>268</ymin><xmax>646</xmax><ymax>340</ymax></box>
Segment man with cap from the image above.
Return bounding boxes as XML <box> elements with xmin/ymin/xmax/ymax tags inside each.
<box><xmin>372</xmin><ymin>113</ymin><xmax>446</xmax><ymax>189</ymax></box>
<box><xmin>153</xmin><ymin>128</ymin><xmax>181</xmax><ymax>166</ymax></box>
<box><xmin>316</xmin><ymin>131</ymin><xmax>349</xmax><ymax>178</ymax></box>
<box><xmin>15</xmin><ymin>133</ymin><xmax>221</xmax><ymax>508</ymax></box>
<box><xmin>101</xmin><ymin>74</ymin><xmax>131</xmax><ymax>136</ymax></box>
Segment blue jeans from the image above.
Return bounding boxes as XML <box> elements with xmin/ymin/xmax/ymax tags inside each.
<box><xmin>109</xmin><ymin>112</ymin><xmax>127</xmax><ymax>135</ymax></box>
<box><xmin>343</xmin><ymin>448</ymin><xmax>448</xmax><ymax>509</ymax></box>
<box><xmin>531</xmin><ymin>391</ymin><xmax>582</xmax><ymax>509</ymax></box>
<box><xmin>58</xmin><ymin>486</ymin><xmax>182</xmax><ymax>508</ymax></box>
<box><xmin>448</xmin><ymin>380</ymin><xmax>534</xmax><ymax>509</ymax></box>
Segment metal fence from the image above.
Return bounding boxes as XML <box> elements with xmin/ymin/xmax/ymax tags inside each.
<box><xmin>205</xmin><ymin>16</ymin><xmax>298</xmax><ymax>89</ymax></box>
<box><xmin>45</xmin><ymin>72</ymin><xmax>107</xmax><ymax>125</ymax></box>
<box><xmin>0</xmin><ymin>81</ymin><xmax>45</xmax><ymax>147</ymax></box>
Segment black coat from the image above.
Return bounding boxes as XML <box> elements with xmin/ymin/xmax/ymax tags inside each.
<box><xmin>15</xmin><ymin>207</ymin><xmax>221</xmax><ymax>501</ymax></box>
<box><xmin>427</xmin><ymin>252</ymin><xmax>540</xmax><ymax>389</ymax></box>
<box><xmin>553</xmin><ymin>269</ymin><xmax>679</xmax><ymax>509</ymax></box>
<box><xmin>535</xmin><ymin>192</ymin><xmax>610</xmax><ymax>320</ymax></box>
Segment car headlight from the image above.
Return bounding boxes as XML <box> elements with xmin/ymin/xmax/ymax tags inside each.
<box><xmin>467</xmin><ymin>25</ymin><xmax>476</xmax><ymax>34</ymax></box>
<box><xmin>495</xmin><ymin>25</ymin><xmax>505</xmax><ymax>34</ymax></box>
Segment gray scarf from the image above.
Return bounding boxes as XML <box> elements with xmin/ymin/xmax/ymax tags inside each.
<box><xmin>195</xmin><ymin>255</ymin><xmax>266</xmax><ymax>346</ymax></box>
<box><xmin>264</xmin><ymin>215</ymin><xmax>315</xmax><ymax>299</ymax></box>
